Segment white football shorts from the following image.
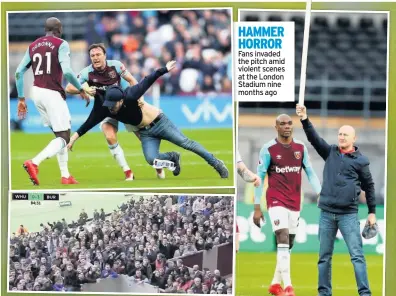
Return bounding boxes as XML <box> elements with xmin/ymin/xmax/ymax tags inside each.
<box><xmin>31</xmin><ymin>86</ymin><xmax>71</xmax><ymax>132</ymax></box>
<box><xmin>100</xmin><ymin>117</ymin><xmax>139</xmax><ymax>132</ymax></box>
<box><xmin>268</xmin><ymin>206</ymin><xmax>300</xmax><ymax>234</ymax></box>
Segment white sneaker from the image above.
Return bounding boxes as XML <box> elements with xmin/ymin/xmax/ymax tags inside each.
<box><xmin>156</xmin><ymin>169</ymin><xmax>165</xmax><ymax>179</ymax></box>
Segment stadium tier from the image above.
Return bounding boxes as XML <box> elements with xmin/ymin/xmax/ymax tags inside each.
<box><xmin>239</xmin><ymin>12</ymin><xmax>387</xmax><ymax>117</ymax></box>
<box><xmin>9</xmin><ymin>195</ymin><xmax>234</xmax><ymax>293</ymax></box>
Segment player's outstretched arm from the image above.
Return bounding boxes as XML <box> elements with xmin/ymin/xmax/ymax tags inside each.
<box><xmin>58</xmin><ymin>42</ymin><xmax>95</xmax><ymax>100</ymax></box>
<box><xmin>66</xmin><ymin>82</ymin><xmax>94</xmax><ymax>95</ymax></box>
<box><xmin>15</xmin><ymin>48</ymin><xmax>31</xmax><ymax>120</ymax></box>
<box><xmin>124</xmin><ymin>60</ymin><xmax>177</xmax><ymax>102</ymax></box>
<box><xmin>67</xmin><ymin>101</ymin><xmax>108</xmax><ymax>150</ymax></box>
<box><xmin>296</xmin><ymin>104</ymin><xmax>332</xmax><ymax>160</ymax></box>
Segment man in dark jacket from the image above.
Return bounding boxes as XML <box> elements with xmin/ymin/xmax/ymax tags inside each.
<box><xmin>296</xmin><ymin>104</ymin><xmax>376</xmax><ymax>296</ymax></box>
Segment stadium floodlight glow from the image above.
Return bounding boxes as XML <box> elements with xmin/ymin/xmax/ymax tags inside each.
<box><xmin>298</xmin><ymin>0</ymin><xmax>312</xmax><ymax>106</ymax></box>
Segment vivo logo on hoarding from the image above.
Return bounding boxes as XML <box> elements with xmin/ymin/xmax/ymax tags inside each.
<box><xmin>181</xmin><ymin>98</ymin><xmax>233</xmax><ymax>123</ymax></box>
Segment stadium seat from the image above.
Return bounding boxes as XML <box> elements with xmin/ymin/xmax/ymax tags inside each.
<box><xmin>337</xmin><ymin>41</ymin><xmax>352</xmax><ymax>51</ymax></box>
<box><xmin>245</xmin><ymin>15</ymin><xmax>260</xmax><ymax>22</ymax></box>
<box><xmin>359</xmin><ymin>17</ymin><xmax>374</xmax><ymax>30</ymax></box>
<box><xmin>290</xmin><ymin>16</ymin><xmax>304</xmax><ymax>27</ymax></box>
<box><xmin>371</xmin><ymin>88</ymin><xmax>386</xmax><ymax>96</ymax></box>
<box><xmin>268</xmin><ymin>15</ymin><xmax>283</xmax><ymax>22</ymax></box>
<box><xmin>313</xmin><ymin>16</ymin><xmax>329</xmax><ymax>29</ymax></box>
<box><xmin>329</xmin><ymin>87</ymin><xmax>346</xmax><ymax>95</ymax></box>
<box><xmin>336</xmin><ymin>17</ymin><xmax>351</xmax><ymax>29</ymax></box>
<box><xmin>350</xmin><ymin>87</ymin><xmax>364</xmax><ymax>96</ymax></box>
<box><xmin>307</xmin><ymin>86</ymin><xmax>322</xmax><ymax>95</ymax></box>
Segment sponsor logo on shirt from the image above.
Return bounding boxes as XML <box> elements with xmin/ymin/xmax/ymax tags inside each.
<box><xmin>274</xmin><ymin>166</ymin><xmax>301</xmax><ymax>174</ymax></box>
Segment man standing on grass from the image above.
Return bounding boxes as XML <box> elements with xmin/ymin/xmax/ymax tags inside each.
<box><xmin>253</xmin><ymin>114</ymin><xmax>321</xmax><ymax>296</ymax></box>
<box><xmin>296</xmin><ymin>104</ymin><xmax>376</xmax><ymax>296</ymax></box>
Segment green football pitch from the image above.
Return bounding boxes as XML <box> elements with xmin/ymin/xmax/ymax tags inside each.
<box><xmin>236</xmin><ymin>252</ymin><xmax>383</xmax><ymax>296</ymax></box>
<box><xmin>9</xmin><ymin>128</ymin><xmax>234</xmax><ymax>190</ymax></box>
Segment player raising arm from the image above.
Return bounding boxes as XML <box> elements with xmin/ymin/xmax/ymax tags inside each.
<box><xmin>296</xmin><ymin>104</ymin><xmax>376</xmax><ymax>296</ymax></box>
<box><xmin>67</xmin><ymin>61</ymin><xmax>229</xmax><ymax>179</ymax></box>
<box><xmin>65</xmin><ymin>43</ymin><xmax>164</xmax><ymax>181</ymax></box>
<box><xmin>15</xmin><ymin>17</ymin><xmax>94</xmax><ymax>186</ymax></box>
<box><xmin>252</xmin><ymin>114</ymin><xmax>321</xmax><ymax>296</ymax></box>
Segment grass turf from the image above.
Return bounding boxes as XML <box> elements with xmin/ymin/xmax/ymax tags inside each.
<box><xmin>236</xmin><ymin>252</ymin><xmax>383</xmax><ymax>296</ymax></box>
<box><xmin>10</xmin><ymin>128</ymin><xmax>234</xmax><ymax>190</ymax></box>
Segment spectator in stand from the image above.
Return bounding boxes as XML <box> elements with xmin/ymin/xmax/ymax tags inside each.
<box><xmin>8</xmin><ymin>195</ymin><xmax>233</xmax><ymax>293</ymax></box>
<box><xmin>83</xmin><ymin>10</ymin><xmax>231</xmax><ymax>96</ymax></box>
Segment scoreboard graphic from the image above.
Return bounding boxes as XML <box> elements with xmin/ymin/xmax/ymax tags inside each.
<box><xmin>11</xmin><ymin>192</ymin><xmax>60</xmax><ymax>203</ymax></box>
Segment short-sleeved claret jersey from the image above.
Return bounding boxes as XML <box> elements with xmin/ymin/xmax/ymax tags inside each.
<box><xmin>77</xmin><ymin>60</ymin><xmax>129</xmax><ymax>104</ymax></box>
<box><xmin>257</xmin><ymin>139</ymin><xmax>312</xmax><ymax>211</ymax></box>
<box><xmin>28</xmin><ymin>36</ymin><xmax>66</xmax><ymax>98</ymax></box>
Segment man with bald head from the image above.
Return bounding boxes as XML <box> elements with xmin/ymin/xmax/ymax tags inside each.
<box><xmin>15</xmin><ymin>17</ymin><xmax>94</xmax><ymax>185</ymax></box>
<box><xmin>296</xmin><ymin>104</ymin><xmax>376</xmax><ymax>296</ymax></box>
<box><xmin>253</xmin><ymin>113</ymin><xmax>322</xmax><ymax>296</ymax></box>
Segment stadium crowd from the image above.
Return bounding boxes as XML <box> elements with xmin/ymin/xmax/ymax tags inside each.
<box><xmin>85</xmin><ymin>9</ymin><xmax>232</xmax><ymax>95</ymax></box>
<box><xmin>8</xmin><ymin>195</ymin><xmax>234</xmax><ymax>294</ymax></box>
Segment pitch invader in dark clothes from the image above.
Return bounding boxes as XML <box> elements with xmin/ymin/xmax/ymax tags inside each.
<box><xmin>15</xmin><ymin>17</ymin><xmax>95</xmax><ymax>186</ymax></box>
<box><xmin>65</xmin><ymin>43</ymin><xmax>164</xmax><ymax>181</ymax></box>
<box><xmin>253</xmin><ymin>114</ymin><xmax>322</xmax><ymax>296</ymax></box>
<box><xmin>67</xmin><ymin>61</ymin><xmax>229</xmax><ymax>179</ymax></box>
<box><xmin>296</xmin><ymin>104</ymin><xmax>376</xmax><ymax>296</ymax></box>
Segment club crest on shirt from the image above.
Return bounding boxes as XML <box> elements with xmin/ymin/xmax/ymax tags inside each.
<box><xmin>294</xmin><ymin>151</ymin><xmax>301</xmax><ymax>159</ymax></box>
<box><xmin>108</xmin><ymin>70</ymin><xmax>117</xmax><ymax>79</ymax></box>
<box><xmin>274</xmin><ymin>219</ymin><xmax>280</xmax><ymax>226</ymax></box>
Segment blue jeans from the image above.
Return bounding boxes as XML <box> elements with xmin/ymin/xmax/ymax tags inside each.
<box><xmin>139</xmin><ymin>114</ymin><xmax>217</xmax><ymax>166</ymax></box>
<box><xmin>318</xmin><ymin>210</ymin><xmax>371</xmax><ymax>296</ymax></box>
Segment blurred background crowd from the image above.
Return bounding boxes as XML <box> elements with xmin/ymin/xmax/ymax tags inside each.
<box><xmin>9</xmin><ymin>195</ymin><xmax>234</xmax><ymax>294</ymax></box>
<box><xmin>9</xmin><ymin>9</ymin><xmax>232</xmax><ymax>98</ymax></box>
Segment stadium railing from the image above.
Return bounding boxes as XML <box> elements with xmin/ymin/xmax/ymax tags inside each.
<box><xmin>239</xmin><ymin>75</ymin><xmax>386</xmax><ymax>119</ymax></box>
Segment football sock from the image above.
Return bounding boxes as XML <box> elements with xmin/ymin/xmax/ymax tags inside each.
<box><xmin>271</xmin><ymin>258</ymin><xmax>282</xmax><ymax>285</ymax></box>
<box><xmin>56</xmin><ymin>147</ymin><xmax>70</xmax><ymax>178</ymax></box>
<box><xmin>32</xmin><ymin>137</ymin><xmax>66</xmax><ymax>166</ymax></box>
<box><xmin>277</xmin><ymin>243</ymin><xmax>291</xmax><ymax>287</ymax></box>
<box><xmin>109</xmin><ymin>142</ymin><xmax>130</xmax><ymax>172</ymax></box>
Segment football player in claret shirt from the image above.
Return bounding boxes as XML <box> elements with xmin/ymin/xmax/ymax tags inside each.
<box><xmin>15</xmin><ymin>17</ymin><xmax>95</xmax><ymax>186</ymax></box>
<box><xmin>252</xmin><ymin>114</ymin><xmax>322</xmax><ymax>296</ymax></box>
<box><xmin>65</xmin><ymin>43</ymin><xmax>164</xmax><ymax>181</ymax></box>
